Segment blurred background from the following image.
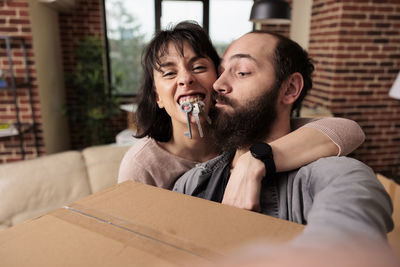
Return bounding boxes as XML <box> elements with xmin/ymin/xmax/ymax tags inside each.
<box><xmin>0</xmin><ymin>0</ymin><xmax>399</xmax><ymax>181</ymax></box>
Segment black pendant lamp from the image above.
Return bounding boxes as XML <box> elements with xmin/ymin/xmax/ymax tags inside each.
<box><xmin>249</xmin><ymin>0</ymin><xmax>291</xmax><ymax>24</ymax></box>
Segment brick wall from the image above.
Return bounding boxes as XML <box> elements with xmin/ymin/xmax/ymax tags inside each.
<box><xmin>59</xmin><ymin>0</ymin><xmax>103</xmax><ymax>150</ymax></box>
<box><xmin>260</xmin><ymin>23</ymin><xmax>291</xmax><ymax>37</ymax></box>
<box><xmin>259</xmin><ymin>0</ymin><xmax>292</xmax><ymax>37</ymax></box>
<box><xmin>0</xmin><ymin>0</ymin><xmax>128</xmax><ymax>163</ymax></box>
<box><xmin>0</xmin><ymin>0</ymin><xmax>44</xmax><ymax>163</ymax></box>
<box><xmin>306</xmin><ymin>0</ymin><xmax>400</xmax><ymax>179</ymax></box>
<box><xmin>59</xmin><ymin>0</ymin><xmax>126</xmax><ymax>149</ymax></box>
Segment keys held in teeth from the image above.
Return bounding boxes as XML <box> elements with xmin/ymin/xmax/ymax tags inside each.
<box><xmin>180</xmin><ymin>101</ymin><xmax>193</xmax><ymax>139</ymax></box>
<box><xmin>192</xmin><ymin>103</ymin><xmax>203</xmax><ymax>138</ymax></box>
<box><xmin>180</xmin><ymin>100</ymin><xmax>212</xmax><ymax>139</ymax></box>
<box><xmin>195</xmin><ymin>101</ymin><xmax>212</xmax><ymax>125</ymax></box>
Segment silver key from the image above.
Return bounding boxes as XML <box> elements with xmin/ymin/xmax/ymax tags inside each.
<box><xmin>197</xmin><ymin>100</ymin><xmax>212</xmax><ymax>125</ymax></box>
<box><xmin>180</xmin><ymin>102</ymin><xmax>193</xmax><ymax>139</ymax></box>
<box><xmin>192</xmin><ymin>103</ymin><xmax>203</xmax><ymax>138</ymax></box>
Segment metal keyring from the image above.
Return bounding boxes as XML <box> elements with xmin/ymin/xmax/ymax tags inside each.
<box><xmin>180</xmin><ymin>101</ymin><xmax>193</xmax><ymax>113</ymax></box>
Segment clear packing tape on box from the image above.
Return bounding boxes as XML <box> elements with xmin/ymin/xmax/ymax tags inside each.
<box><xmin>62</xmin><ymin>203</ymin><xmax>219</xmax><ymax>262</ymax></box>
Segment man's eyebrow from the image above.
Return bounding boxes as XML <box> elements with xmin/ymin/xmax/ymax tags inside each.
<box><xmin>230</xmin><ymin>53</ymin><xmax>257</xmax><ymax>62</ymax></box>
<box><xmin>220</xmin><ymin>53</ymin><xmax>258</xmax><ymax>66</ymax></box>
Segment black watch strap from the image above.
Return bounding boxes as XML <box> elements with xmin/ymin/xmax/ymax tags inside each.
<box><xmin>250</xmin><ymin>142</ymin><xmax>276</xmax><ymax>178</ymax></box>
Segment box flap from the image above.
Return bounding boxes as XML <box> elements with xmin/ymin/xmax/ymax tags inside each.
<box><xmin>0</xmin><ymin>181</ymin><xmax>303</xmax><ymax>266</ymax></box>
<box><xmin>72</xmin><ymin>182</ymin><xmax>303</xmax><ymax>252</ymax></box>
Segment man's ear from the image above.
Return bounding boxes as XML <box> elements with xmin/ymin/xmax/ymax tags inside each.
<box><xmin>281</xmin><ymin>72</ymin><xmax>303</xmax><ymax>105</ymax></box>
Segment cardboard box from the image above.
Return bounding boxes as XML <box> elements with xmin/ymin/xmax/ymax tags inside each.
<box><xmin>377</xmin><ymin>174</ymin><xmax>400</xmax><ymax>256</ymax></box>
<box><xmin>0</xmin><ymin>181</ymin><xmax>303</xmax><ymax>266</ymax></box>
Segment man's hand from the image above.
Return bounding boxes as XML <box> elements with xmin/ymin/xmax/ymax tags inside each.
<box><xmin>222</xmin><ymin>151</ymin><xmax>266</xmax><ymax>212</ymax></box>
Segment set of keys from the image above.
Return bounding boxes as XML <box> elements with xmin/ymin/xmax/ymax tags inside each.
<box><xmin>180</xmin><ymin>100</ymin><xmax>212</xmax><ymax>139</ymax></box>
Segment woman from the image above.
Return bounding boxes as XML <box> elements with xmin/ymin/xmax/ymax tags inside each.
<box><xmin>118</xmin><ymin>21</ymin><xmax>364</xmax><ymax>190</ymax></box>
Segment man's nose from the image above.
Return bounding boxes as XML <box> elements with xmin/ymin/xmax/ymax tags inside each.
<box><xmin>178</xmin><ymin>70</ymin><xmax>194</xmax><ymax>87</ymax></box>
<box><xmin>213</xmin><ymin>73</ymin><xmax>231</xmax><ymax>94</ymax></box>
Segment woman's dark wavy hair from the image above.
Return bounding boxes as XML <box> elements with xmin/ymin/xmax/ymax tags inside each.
<box><xmin>134</xmin><ymin>21</ymin><xmax>220</xmax><ymax>142</ymax></box>
<box><xmin>251</xmin><ymin>30</ymin><xmax>315</xmax><ymax>115</ymax></box>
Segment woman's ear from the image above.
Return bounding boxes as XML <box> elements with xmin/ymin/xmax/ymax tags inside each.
<box><xmin>281</xmin><ymin>72</ymin><xmax>304</xmax><ymax>105</ymax></box>
<box><xmin>155</xmin><ymin>91</ymin><xmax>164</xmax><ymax>109</ymax></box>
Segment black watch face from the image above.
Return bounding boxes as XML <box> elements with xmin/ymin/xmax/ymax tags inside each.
<box><xmin>251</xmin><ymin>143</ymin><xmax>270</xmax><ymax>158</ymax></box>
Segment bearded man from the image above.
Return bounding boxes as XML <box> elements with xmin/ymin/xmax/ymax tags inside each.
<box><xmin>173</xmin><ymin>31</ymin><xmax>393</xmax><ymax>245</ymax></box>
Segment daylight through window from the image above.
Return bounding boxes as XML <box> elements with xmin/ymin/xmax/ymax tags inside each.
<box><xmin>104</xmin><ymin>0</ymin><xmax>253</xmax><ymax>96</ymax></box>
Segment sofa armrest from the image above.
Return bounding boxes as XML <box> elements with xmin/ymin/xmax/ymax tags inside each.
<box><xmin>82</xmin><ymin>144</ymin><xmax>130</xmax><ymax>194</ymax></box>
<box><xmin>0</xmin><ymin>151</ymin><xmax>91</xmax><ymax>229</ymax></box>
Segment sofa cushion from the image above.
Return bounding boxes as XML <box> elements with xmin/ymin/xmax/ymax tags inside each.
<box><xmin>82</xmin><ymin>144</ymin><xmax>130</xmax><ymax>194</ymax></box>
<box><xmin>0</xmin><ymin>151</ymin><xmax>91</xmax><ymax>229</ymax></box>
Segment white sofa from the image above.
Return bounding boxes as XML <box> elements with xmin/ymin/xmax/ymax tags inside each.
<box><xmin>0</xmin><ymin>144</ymin><xmax>130</xmax><ymax>230</ymax></box>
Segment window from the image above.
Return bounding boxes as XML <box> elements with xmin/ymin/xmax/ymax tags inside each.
<box><xmin>104</xmin><ymin>0</ymin><xmax>154</xmax><ymax>96</ymax></box>
<box><xmin>209</xmin><ymin>0</ymin><xmax>253</xmax><ymax>55</ymax></box>
<box><xmin>160</xmin><ymin>1</ymin><xmax>205</xmax><ymax>30</ymax></box>
<box><xmin>104</xmin><ymin>0</ymin><xmax>253</xmax><ymax>96</ymax></box>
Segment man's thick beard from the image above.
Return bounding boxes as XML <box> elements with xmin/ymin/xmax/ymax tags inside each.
<box><xmin>210</xmin><ymin>85</ymin><xmax>280</xmax><ymax>152</ymax></box>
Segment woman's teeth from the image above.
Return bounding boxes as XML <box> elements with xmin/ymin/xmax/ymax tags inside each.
<box><xmin>178</xmin><ymin>96</ymin><xmax>203</xmax><ymax>105</ymax></box>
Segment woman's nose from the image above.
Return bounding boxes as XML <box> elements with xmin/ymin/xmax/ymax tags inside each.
<box><xmin>178</xmin><ymin>70</ymin><xmax>194</xmax><ymax>87</ymax></box>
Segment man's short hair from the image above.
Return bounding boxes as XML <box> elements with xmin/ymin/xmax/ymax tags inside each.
<box><xmin>250</xmin><ymin>30</ymin><xmax>314</xmax><ymax>114</ymax></box>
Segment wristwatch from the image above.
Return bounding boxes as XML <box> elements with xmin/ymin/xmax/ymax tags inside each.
<box><xmin>250</xmin><ymin>142</ymin><xmax>276</xmax><ymax>178</ymax></box>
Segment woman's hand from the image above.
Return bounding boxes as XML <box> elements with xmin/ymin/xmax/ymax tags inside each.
<box><xmin>222</xmin><ymin>151</ymin><xmax>266</xmax><ymax>212</ymax></box>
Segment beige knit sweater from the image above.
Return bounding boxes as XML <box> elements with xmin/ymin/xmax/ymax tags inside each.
<box><xmin>118</xmin><ymin>117</ymin><xmax>365</xmax><ymax>189</ymax></box>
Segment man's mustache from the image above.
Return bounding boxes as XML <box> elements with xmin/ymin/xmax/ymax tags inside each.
<box><xmin>212</xmin><ymin>91</ymin><xmax>235</xmax><ymax>106</ymax></box>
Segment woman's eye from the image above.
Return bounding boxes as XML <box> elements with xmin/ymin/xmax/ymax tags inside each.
<box><xmin>238</xmin><ymin>72</ymin><xmax>250</xmax><ymax>77</ymax></box>
<box><xmin>162</xmin><ymin>71</ymin><xmax>175</xmax><ymax>78</ymax></box>
<box><xmin>193</xmin><ymin>65</ymin><xmax>206</xmax><ymax>72</ymax></box>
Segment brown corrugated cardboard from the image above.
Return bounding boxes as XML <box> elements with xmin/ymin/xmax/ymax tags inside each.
<box><xmin>377</xmin><ymin>174</ymin><xmax>400</xmax><ymax>256</ymax></box>
<box><xmin>0</xmin><ymin>181</ymin><xmax>303</xmax><ymax>266</ymax></box>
